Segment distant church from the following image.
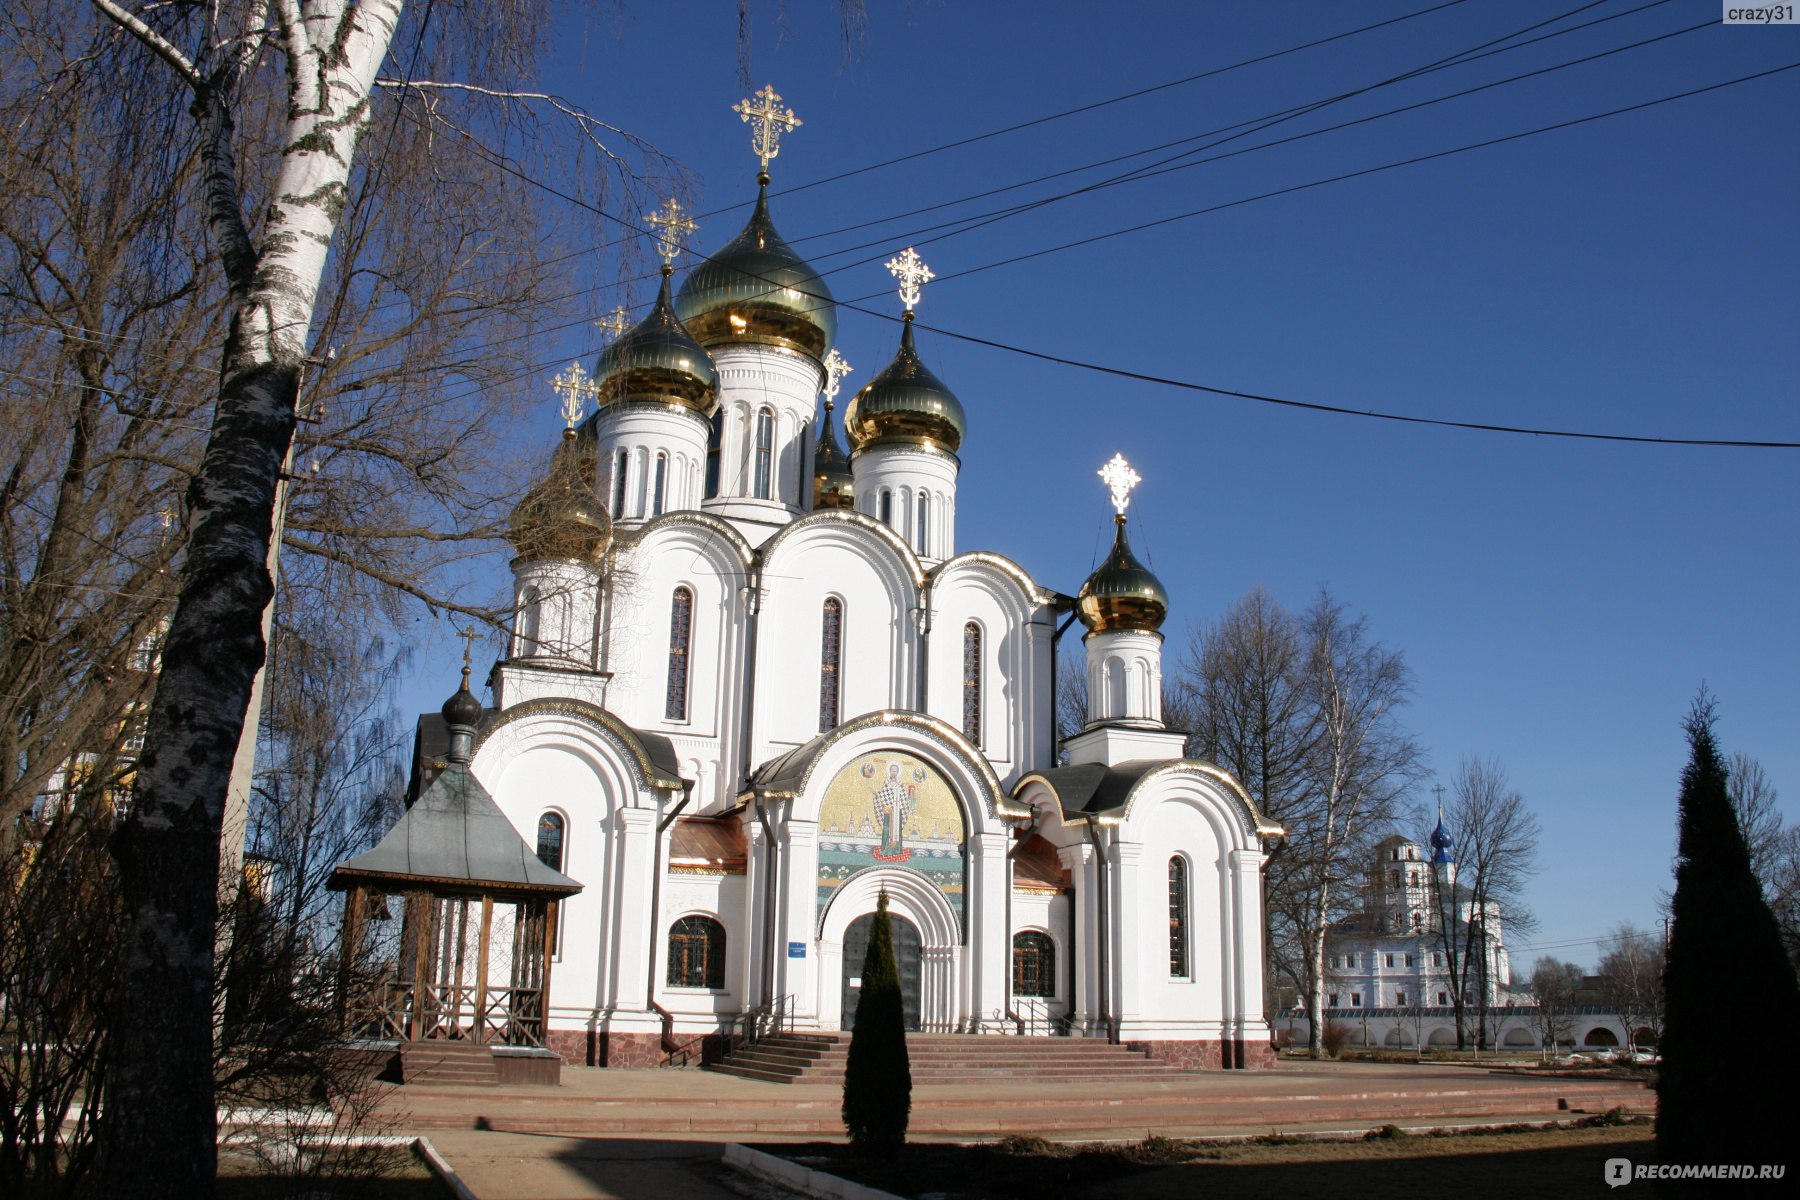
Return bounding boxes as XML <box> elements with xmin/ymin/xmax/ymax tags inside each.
<box><xmin>341</xmin><ymin>88</ymin><xmax>1283</xmax><ymax>1070</ymax></box>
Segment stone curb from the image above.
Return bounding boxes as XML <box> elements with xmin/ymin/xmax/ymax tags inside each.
<box><xmin>415</xmin><ymin>1136</ymin><xmax>479</xmax><ymax>1200</ymax></box>
<box><xmin>724</xmin><ymin>1143</ymin><xmax>906</xmax><ymax>1200</ymax></box>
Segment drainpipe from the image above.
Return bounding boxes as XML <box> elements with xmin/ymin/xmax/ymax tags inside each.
<box><xmin>1047</xmin><ymin>609</ymin><xmax>1078</xmax><ymax>761</ymax></box>
<box><xmin>754</xmin><ymin>791</ymin><xmax>782</xmax><ymax>1009</ymax></box>
<box><xmin>737</xmin><ymin>565</ymin><xmax>764</xmax><ymax>788</ymax></box>
<box><xmin>646</xmin><ymin>784</ymin><xmax>693</xmax><ymax>1055</ymax></box>
<box><xmin>1084</xmin><ymin>820</ymin><xmax>1114</xmax><ymax>1043</ymax></box>
<box><xmin>913</xmin><ymin>601</ymin><xmax>932</xmax><ymax>713</ymax></box>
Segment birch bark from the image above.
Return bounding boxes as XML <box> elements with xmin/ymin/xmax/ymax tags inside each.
<box><xmin>89</xmin><ymin>3</ymin><xmax>403</xmax><ymax>1194</ymax></box>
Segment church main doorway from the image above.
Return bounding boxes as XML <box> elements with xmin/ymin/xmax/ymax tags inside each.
<box><xmin>841</xmin><ymin>911</ymin><xmax>922</xmax><ymax>1031</ymax></box>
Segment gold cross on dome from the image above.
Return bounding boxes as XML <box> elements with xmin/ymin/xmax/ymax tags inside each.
<box><xmin>595</xmin><ymin>305</ymin><xmax>629</xmax><ymax>342</ymax></box>
<box><xmin>647</xmin><ymin>198</ymin><xmax>697</xmax><ymax>267</ymax></box>
<box><xmin>821</xmin><ymin>348</ymin><xmax>853</xmax><ymax>404</ymax></box>
<box><xmin>455</xmin><ymin>624</ymin><xmax>480</xmax><ymax>670</ymax></box>
<box><xmin>886</xmin><ymin>247</ymin><xmax>934</xmax><ymax>313</ymax></box>
<box><xmin>550</xmin><ymin>361</ymin><xmax>597</xmax><ymax>429</ymax></box>
<box><xmin>1098</xmin><ymin>453</ymin><xmax>1141</xmax><ymax>516</ymax></box>
<box><xmin>733</xmin><ymin>85</ymin><xmax>801</xmax><ymax>176</ymax></box>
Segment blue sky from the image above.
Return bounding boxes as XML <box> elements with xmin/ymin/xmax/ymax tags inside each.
<box><xmin>406</xmin><ymin>1</ymin><xmax>1798</xmax><ymax>971</ymax></box>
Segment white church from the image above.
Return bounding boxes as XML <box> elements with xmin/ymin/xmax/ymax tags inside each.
<box><xmin>354</xmin><ymin>90</ymin><xmax>1283</xmax><ymax>1071</ymax></box>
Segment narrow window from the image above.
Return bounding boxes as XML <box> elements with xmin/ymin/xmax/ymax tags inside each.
<box><xmin>819</xmin><ymin>598</ymin><xmax>842</xmax><ymax>733</ymax></box>
<box><xmin>1405</xmin><ymin>953</ymin><xmax>1414</xmax><ymax>968</ymax></box>
<box><xmin>517</xmin><ymin>586</ymin><xmax>542</xmax><ymax>656</ymax></box>
<box><xmin>1438</xmin><ymin>990</ymin><xmax>1449</xmax><ymax>1005</ymax></box>
<box><xmin>535</xmin><ymin>812</ymin><xmax>565</xmax><ymax>871</ymax></box>
<box><xmin>611</xmin><ymin>448</ymin><xmax>629</xmax><ymax>514</ymax></box>
<box><xmin>652</xmin><ymin>453</ymin><xmax>667</xmax><ymax>516</ymax></box>
<box><xmin>1012</xmin><ymin>932</ymin><xmax>1055</xmax><ymax>998</ymax></box>
<box><xmin>1385</xmin><ymin>954</ymin><xmax>1394</xmax><ymax>968</ymax></box>
<box><xmin>666</xmin><ymin>915</ymin><xmax>725</xmax><ymax>989</ymax></box>
<box><xmin>1346</xmin><ymin>953</ymin><xmax>1356</xmax><ymax>969</ymax></box>
<box><xmin>1329</xmin><ymin>993</ymin><xmax>1339</xmax><ymax>1008</ymax></box>
<box><xmin>961</xmin><ymin>622</ymin><xmax>982</xmax><ymax>747</ymax></box>
<box><xmin>1352</xmin><ymin>992</ymin><xmax>1362</xmax><ymax>1008</ymax></box>
<box><xmin>753</xmin><ymin>407</ymin><xmax>774</xmax><ymax>499</ymax></box>
<box><xmin>666</xmin><ymin>587</ymin><xmax>693</xmax><ymax>720</ymax></box>
<box><xmin>878</xmin><ymin>489</ymin><xmax>892</xmax><ymax>526</ymax></box>
<box><xmin>915</xmin><ymin>492</ymin><xmax>930</xmax><ymax>555</ymax></box>
<box><xmin>1167</xmin><ymin>856</ymin><xmax>1189</xmax><ymax>978</ymax></box>
<box><xmin>704</xmin><ymin>415</ymin><xmax>723</xmax><ymax>498</ymax></box>
<box><xmin>1396</xmin><ymin>990</ymin><xmax>1407</xmax><ymax>1006</ymax></box>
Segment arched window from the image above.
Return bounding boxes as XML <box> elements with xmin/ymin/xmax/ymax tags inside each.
<box><xmin>535</xmin><ymin>811</ymin><xmax>565</xmax><ymax>871</ymax></box>
<box><xmin>916</xmin><ymin>492</ymin><xmax>930</xmax><ymax>555</ymax></box>
<box><xmin>819</xmin><ymin>598</ymin><xmax>843</xmax><ymax>733</ymax></box>
<box><xmin>651</xmin><ymin>452</ymin><xmax>667</xmax><ymax>516</ymax></box>
<box><xmin>517</xmin><ymin>586</ymin><xmax>542</xmax><ymax>657</ymax></box>
<box><xmin>665</xmin><ymin>587</ymin><xmax>693</xmax><ymax>721</ymax></box>
<box><xmin>961</xmin><ymin>622</ymin><xmax>982</xmax><ymax>747</ymax></box>
<box><xmin>704</xmin><ymin>415</ymin><xmax>723</xmax><ymax>498</ymax></box>
<box><xmin>611</xmin><ymin>448</ymin><xmax>629</xmax><ymax>514</ymax></box>
<box><xmin>878</xmin><ymin>488</ymin><xmax>893</xmax><ymax>526</ymax></box>
<box><xmin>1013</xmin><ymin>931</ymin><xmax>1055</xmax><ymax>998</ymax></box>
<box><xmin>1168</xmin><ymin>856</ymin><xmax>1190</xmax><ymax>978</ymax></box>
<box><xmin>667</xmin><ymin>915</ymin><xmax>725</xmax><ymax>989</ymax></box>
<box><xmin>753</xmin><ymin>407</ymin><xmax>774</xmax><ymax>499</ymax></box>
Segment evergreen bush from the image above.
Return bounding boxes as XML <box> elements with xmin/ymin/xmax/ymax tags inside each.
<box><xmin>1657</xmin><ymin>694</ymin><xmax>1800</xmax><ymax>1169</ymax></box>
<box><xmin>842</xmin><ymin>890</ymin><xmax>911</xmax><ymax>1155</ymax></box>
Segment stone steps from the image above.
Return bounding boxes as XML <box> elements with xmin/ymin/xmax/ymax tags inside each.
<box><xmin>398</xmin><ymin>1040</ymin><xmax>498</xmax><ymax>1087</ymax></box>
<box><xmin>710</xmin><ymin>1033</ymin><xmax>1183</xmax><ymax>1085</ymax></box>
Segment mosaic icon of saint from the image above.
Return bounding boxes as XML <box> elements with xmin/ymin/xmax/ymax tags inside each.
<box><xmin>870</xmin><ymin>761</ymin><xmax>914</xmax><ymax>862</ymax></box>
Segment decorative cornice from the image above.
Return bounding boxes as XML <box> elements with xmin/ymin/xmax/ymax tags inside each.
<box><xmin>614</xmin><ymin>509</ymin><xmax>756</xmax><ymax>568</ymax></box>
<box><xmin>926</xmin><ymin>551</ymin><xmax>1059</xmax><ymax>609</ymax></box>
<box><xmin>755</xmin><ymin>508</ymin><xmax>926</xmax><ymax>588</ymax></box>
<box><xmin>471</xmin><ymin>696</ymin><xmax>686</xmax><ymax>792</ymax></box>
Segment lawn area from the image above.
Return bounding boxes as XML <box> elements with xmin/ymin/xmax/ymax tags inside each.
<box><xmin>768</xmin><ymin>1120</ymin><xmax>1654</xmax><ymax>1200</ymax></box>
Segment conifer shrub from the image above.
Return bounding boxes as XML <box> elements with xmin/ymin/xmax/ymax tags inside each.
<box><xmin>1657</xmin><ymin>695</ymin><xmax>1800</xmax><ymax>1169</ymax></box>
<box><xmin>842</xmin><ymin>890</ymin><xmax>911</xmax><ymax>1155</ymax></box>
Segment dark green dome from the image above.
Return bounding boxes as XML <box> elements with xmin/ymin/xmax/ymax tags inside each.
<box><xmin>842</xmin><ymin>317</ymin><xmax>965</xmax><ymax>455</ymax></box>
<box><xmin>508</xmin><ymin>432</ymin><xmax>611</xmax><ymax>563</ymax></box>
<box><xmin>1076</xmin><ymin>516</ymin><xmax>1167</xmax><ymax>634</ymax></box>
<box><xmin>595</xmin><ymin>270</ymin><xmax>718</xmax><ymax>413</ymax></box>
<box><xmin>813</xmin><ymin>403</ymin><xmax>855</xmax><ymax>510</ymax></box>
<box><xmin>674</xmin><ymin>184</ymin><xmax>836</xmax><ymax>359</ymax></box>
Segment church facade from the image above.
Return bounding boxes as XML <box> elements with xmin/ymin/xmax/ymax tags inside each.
<box><xmin>421</xmin><ymin>91</ymin><xmax>1282</xmax><ymax>1070</ymax></box>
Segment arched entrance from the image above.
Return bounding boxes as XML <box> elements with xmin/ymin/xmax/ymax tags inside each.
<box><xmin>841</xmin><ymin>912</ymin><xmax>923</xmax><ymax>1031</ymax></box>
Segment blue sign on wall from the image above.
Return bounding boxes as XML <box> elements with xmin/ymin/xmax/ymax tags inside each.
<box><xmin>788</xmin><ymin>942</ymin><xmax>807</xmax><ymax>959</ymax></box>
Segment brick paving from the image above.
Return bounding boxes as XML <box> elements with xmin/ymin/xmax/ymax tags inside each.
<box><xmin>381</xmin><ymin>1058</ymin><xmax>1654</xmax><ymax>1198</ymax></box>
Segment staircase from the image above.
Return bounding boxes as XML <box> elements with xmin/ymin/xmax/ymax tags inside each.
<box><xmin>398</xmin><ymin>1039</ymin><xmax>499</xmax><ymax>1087</ymax></box>
<box><xmin>710</xmin><ymin>1033</ymin><xmax>1185</xmax><ymax>1084</ymax></box>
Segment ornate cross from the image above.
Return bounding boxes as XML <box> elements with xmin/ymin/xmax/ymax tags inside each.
<box><xmin>455</xmin><ymin>625</ymin><xmax>481</xmax><ymax>670</ymax></box>
<box><xmin>1098</xmin><ymin>453</ymin><xmax>1141</xmax><ymax>516</ymax></box>
<box><xmin>647</xmin><ymin>197</ymin><xmax>697</xmax><ymax>268</ymax></box>
<box><xmin>821</xmin><ymin>348</ymin><xmax>853</xmax><ymax>404</ymax></box>
<box><xmin>595</xmin><ymin>305</ymin><xmax>629</xmax><ymax>342</ymax></box>
<box><xmin>550</xmin><ymin>361</ymin><xmax>597</xmax><ymax>429</ymax></box>
<box><xmin>886</xmin><ymin>247</ymin><xmax>934</xmax><ymax>313</ymax></box>
<box><xmin>732</xmin><ymin>84</ymin><xmax>801</xmax><ymax>176</ymax></box>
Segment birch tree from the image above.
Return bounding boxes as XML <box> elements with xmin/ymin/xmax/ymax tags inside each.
<box><xmin>1287</xmin><ymin>592</ymin><xmax>1423</xmax><ymax>1058</ymax></box>
<box><xmin>1426</xmin><ymin>756</ymin><xmax>1540</xmax><ymax>1049</ymax></box>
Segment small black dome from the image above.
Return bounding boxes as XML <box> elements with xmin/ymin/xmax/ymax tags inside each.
<box><xmin>441</xmin><ymin>667</ymin><xmax>484</xmax><ymax>728</ymax></box>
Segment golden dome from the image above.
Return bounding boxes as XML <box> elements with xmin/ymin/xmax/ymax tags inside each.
<box><xmin>1076</xmin><ymin>516</ymin><xmax>1168</xmax><ymax>634</ymax></box>
<box><xmin>842</xmin><ymin>316</ymin><xmax>965</xmax><ymax>455</ymax></box>
<box><xmin>674</xmin><ymin>184</ymin><xmax>836</xmax><ymax>360</ymax></box>
<box><xmin>595</xmin><ymin>269</ymin><xmax>718</xmax><ymax>414</ymax></box>
<box><xmin>812</xmin><ymin>402</ymin><xmax>855</xmax><ymax>510</ymax></box>
<box><xmin>507</xmin><ymin>432</ymin><xmax>611</xmax><ymax>563</ymax></box>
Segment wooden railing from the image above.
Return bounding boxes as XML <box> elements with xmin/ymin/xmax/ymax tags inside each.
<box><xmin>349</xmin><ymin>978</ymin><xmax>546</xmax><ymax>1047</ymax></box>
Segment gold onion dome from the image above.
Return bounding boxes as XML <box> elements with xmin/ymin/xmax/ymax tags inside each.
<box><xmin>674</xmin><ymin>184</ymin><xmax>837</xmax><ymax>359</ymax></box>
<box><xmin>813</xmin><ymin>404</ymin><xmax>855</xmax><ymax>509</ymax></box>
<box><xmin>1076</xmin><ymin>516</ymin><xmax>1168</xmax><ymax>634</ymax></box>
<box><xmin>507</xmin><ymin>431</ymin><xmax>611</xmax><ymax>563</ymax></box>
<box><xmin>595</xmin><ymin>269</ymin><xmax>718</xmax><ymax>413</ymax></box>
<box><xmin>843</xmin><ymin>316</ymin><xmax>965</xmax><ymax>455</ymax></box>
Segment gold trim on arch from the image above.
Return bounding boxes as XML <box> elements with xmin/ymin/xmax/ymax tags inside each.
<box><xmin>471</xmin><ymin>697</ymin><xmax>687</xmax><ymax>792</ymax></box>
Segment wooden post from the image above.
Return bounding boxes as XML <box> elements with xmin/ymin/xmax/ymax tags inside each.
<box><xmin>540</xmin><ymin>899</ymin><xmax>559</xmax><ymax>1045</ymax></box>
<box><xmin>474</xmin><ymin>895</ymin><xmax>493</xmax><ymax>1045</ymax></box>
<box><xmin>337</xmin><ymin>886</ymin><xmax>364</xmax><ymax>1026</ymax></box>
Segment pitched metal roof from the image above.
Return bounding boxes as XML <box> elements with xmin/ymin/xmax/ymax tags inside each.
<box><xmin>332</xmin><ymin>760</ymin><xmax>582</xmax><ymax>897</ymax></box>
